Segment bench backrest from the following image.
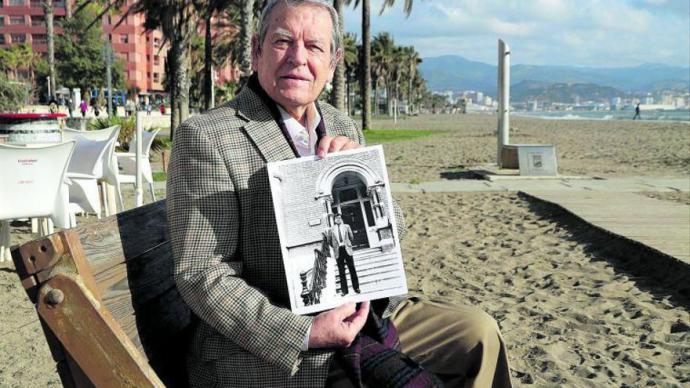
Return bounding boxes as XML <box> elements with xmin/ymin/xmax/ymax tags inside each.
<box><xmin>12</xmin><ymin>200</ymin><xmax>192</xmax><ymax>387</ymax></box>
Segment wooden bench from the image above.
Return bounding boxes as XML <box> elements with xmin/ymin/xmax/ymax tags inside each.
<box><xmin>11</xmin><ymin>200</ymin><xmax>192</xmax><ymax>387</ymax></box>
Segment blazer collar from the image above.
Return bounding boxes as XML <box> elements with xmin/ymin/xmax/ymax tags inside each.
<box><xmin>234</xmin><ymin>85</ymin><xmax>296</xmax><ymax>163</ymax></box>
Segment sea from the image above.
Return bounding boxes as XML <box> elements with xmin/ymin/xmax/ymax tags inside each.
<box><xmin>514</xmin><ymin>109</ymin><xmax>690</xmax><ymax>122</ymax></box>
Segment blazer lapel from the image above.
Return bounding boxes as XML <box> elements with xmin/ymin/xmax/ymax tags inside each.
<box><xmin>234</xmin><ymin>87</ymin><xmax>296</xmax><ymax>163</ymax></box>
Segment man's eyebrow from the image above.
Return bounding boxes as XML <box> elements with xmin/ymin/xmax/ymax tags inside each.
<box><xmin>272</xmin><ymin>28</ymin><xmax>293</xmax><ymax>39</ymax></box>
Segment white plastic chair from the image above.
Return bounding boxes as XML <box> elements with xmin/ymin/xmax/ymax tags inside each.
<box><xmin>66</xmin><ymin>135</ymin><xmax>118</xmax><ymax>221</ymax></box>
<box><xmin>116</xmin><ymin>128</ymin><xmax>160</xmax><ymax>205</ymax></box>
<box><xmin>63</xmin><ymin>126</ymin><xmax>123</xmax><ymax>214</ymax></box>
<box><xmin>0</xmin><ymin>141</ymin><xmax>75</xmax><ymax>262</ymax></box>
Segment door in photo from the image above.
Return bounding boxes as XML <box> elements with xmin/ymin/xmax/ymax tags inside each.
<box><xmin>331</xmin><ymin>173</ymin><xmax>373</xmax><ymax>250</ymax></box>
<box><xmin>340</xmin><ymin>203</ymin><xmax>369</xmax><ymax>249</ymax></box>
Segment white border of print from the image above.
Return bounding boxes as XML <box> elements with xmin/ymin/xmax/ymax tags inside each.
<box><xmin>267</xmin><ymin>145</ymin><xmax>408</xmax><ymax>315</ymax></box>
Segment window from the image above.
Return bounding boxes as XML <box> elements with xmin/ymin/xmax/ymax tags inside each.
<box><xmin>119</xmin><ymin>34</ymin><xmax>129</xmax><ymax>44</ymax></box>
<box><xmin>9</xmin><ymin>0</ymin><xmax>25</xmax><ymax>6</ymax></box>
<box><xmin>153</xmin><ymin>55</ymin><xmax>160</xmax><ymax>65</ymax></box>
<box><xmin>11</xmin><ymin>33</ymin><xmax>26</xmax><ymax>43</ymax></box>
<box><xmin>0</xmin><ymin>35</ymin><xmax>5</xmax><ymax>45</ymax></box>
<box><xmin>0</xmin><ymin>17</ymin><xmax>4</xmax><ymax>27</ymax></box>
<box><xmin>31</xmin><ymin>16</ymin><xmax>44</xmax><ymax>26</ymax></box>
<box><xmin>153</xmin><ymin>37</ymin><xmax>160</xmax><ymax>47</ymax></box>
<box><xmin>30</xmin><ymin>0</ymin><xmax>41</xmax><ymax>7</ymax></box>
<box><xmin>10</xmin><ymin>15</ymin><xmax>24</xmax><ymax>25</ymax></box>
<box><xmin>153</xmin><ymin>72</ymin><xmax>159</xmax><ymax>82</ymax></box>
<box><xmin>32</xmin><ymin>34</ymin><xmax>46</xmax><ymax>44</ymax></box>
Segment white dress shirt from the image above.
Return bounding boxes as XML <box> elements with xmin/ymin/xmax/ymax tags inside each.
<box><xmin>277</xmin><ymin>104</ymin><xmax>321</xmax><ymax>157</ymax></box>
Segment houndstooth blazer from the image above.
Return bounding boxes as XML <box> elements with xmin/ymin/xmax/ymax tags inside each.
<box><xmin>167</xmin><ymin>85</ymin><xmax>406</xmax><ymax>387</ymax></box>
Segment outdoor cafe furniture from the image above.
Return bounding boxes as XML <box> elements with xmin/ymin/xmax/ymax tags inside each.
<box><xmin>64</xmin><ymin>135</ymin><xmax>119</xmax><ymax>223</ymax></box>
<box><xmin>116</xmin><ymin>128</ymin><xmax>160</xmax><ymax>203</ymax></box>
<box><xmin>63</xmin><ymin>126</ymin><xmax>123</xmax><ymax>215</ymax></box>
<box><xmin>0</xmin><ymin>113</ymin><xmax>64</xmax><ymax>145</ymax></box>
<box><xmin>0</xmin><ymin>141</ymin><xmax>75</xmax><ymax>262</ymax></box>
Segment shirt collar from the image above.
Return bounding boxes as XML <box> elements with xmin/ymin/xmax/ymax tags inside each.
<box><xmin>277</xmin><ymin>103</ymin><xmax>322</xmax><ymax>157</ymax></box>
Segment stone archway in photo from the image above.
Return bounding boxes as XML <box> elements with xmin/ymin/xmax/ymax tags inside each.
<box><xmin>314</xmin><ymin>161</ymin><xmax>394</xmax><ymax>252</ymax></box>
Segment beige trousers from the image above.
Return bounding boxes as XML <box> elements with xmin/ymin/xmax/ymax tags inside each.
<box><xmin>327</xmin><ymin>296</ymin><xmax>513</xmax><ymax>388</ymax></box>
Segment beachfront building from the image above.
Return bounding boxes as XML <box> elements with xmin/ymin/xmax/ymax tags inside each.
<box><xmin>0</xmin><ymin>0</ymin><xmax>238</xmax><ymax>103</ymax></box>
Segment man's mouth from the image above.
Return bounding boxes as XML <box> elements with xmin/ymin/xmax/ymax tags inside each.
<box><xmin>280</xmin><ymin>75</ymin><xmax>311</xmax><ymax>82</ymax></box>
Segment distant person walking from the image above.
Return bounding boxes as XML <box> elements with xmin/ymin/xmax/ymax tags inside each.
<box><xmin>79</xmin><ymin>100</ymin><xmax>88</xmax><ymax>118</ymax></box>
<box><xmin>159</xmin><ymin>103</ymin><xmax>166</xmax><ymax>115</ymax></box>
<box><xmin>146</xmin><ymin>102</ymin><xmax>152</xmax><ymax>116</ymax></box>
<box><xmin>125</xmin><ymin>99</ymin><xmax>135</xmax><ymax>117</ymax></box>
<box><xmin>633</xmin><ymin>103</ymin><xmax>641</xmax><ymax>120</ymax></box>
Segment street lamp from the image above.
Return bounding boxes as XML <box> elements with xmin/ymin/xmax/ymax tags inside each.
<box><xmin>102</xmin><ymin>43</ymin><xmax>114</xmax><ymax>117</ymax></box>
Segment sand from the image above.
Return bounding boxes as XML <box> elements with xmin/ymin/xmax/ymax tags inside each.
<box><xmin>372</xmin><ymin>114</ymin><xmax>689</xmax><ymax>183</ymax></box>
<box><xmin>1</xmin><ymin>114</ymin><xmax>689</xmax><ymax>387</ymax></box>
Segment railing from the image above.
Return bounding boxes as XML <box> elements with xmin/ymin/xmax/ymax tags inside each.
<box><xmin>300</xmin><ymin>233</ymin><xmax>330</xmax><ymax>306</ymax></box>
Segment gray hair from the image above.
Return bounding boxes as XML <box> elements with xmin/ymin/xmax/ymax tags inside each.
<box><xmin>256</xmin><ymin>0</ymin><xmax>342</xmax><ymax>63</ymax></box>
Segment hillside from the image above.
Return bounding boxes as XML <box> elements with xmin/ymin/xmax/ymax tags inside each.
<box><xmin>419</xmin><ymin>55</ymin><xmax>690</xmax><ymax>94</ymax></box>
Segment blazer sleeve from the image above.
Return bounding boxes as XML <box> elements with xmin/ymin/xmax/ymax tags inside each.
<box><xmin>167</xmin><ymin>121</ymin><xmax>313</xmax><ymax>375</ymax></box>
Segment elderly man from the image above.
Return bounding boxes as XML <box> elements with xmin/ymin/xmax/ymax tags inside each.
<box><xmin>167</xmin><ymin>0</ymin><xmax>512</xmax><ymax>387</ymax></box>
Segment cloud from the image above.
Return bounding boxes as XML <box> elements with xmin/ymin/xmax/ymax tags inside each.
<box><xmin>342</xmin><ymin>0</ymin><xmax>690</xmax><ymax>67</ymax></box>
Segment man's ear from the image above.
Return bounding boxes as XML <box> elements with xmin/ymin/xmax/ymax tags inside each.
<box><xmin>251</xmin><ymin>35</ymin><xmax>260</xmax><ymax>72</ymax></box>
<box><xmin>332</xmin><ymin>48</ymin><xmax>343</xmax><ymax>69</ymax></box>
<box><xmin>328</xmin><ymin>48</ymin><xmax>344</xmax><ymax>83</ymax></box>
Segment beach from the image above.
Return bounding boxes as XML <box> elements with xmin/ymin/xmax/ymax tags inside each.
<box><xmin>1</xmin><ymin>113</ymin><xmax>688</xmax><ymax>387</ymax></box>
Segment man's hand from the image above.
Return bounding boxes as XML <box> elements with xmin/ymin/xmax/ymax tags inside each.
<box><xmin>316</xmin><ymin>135</ymin><xmax>361</xmax><ymax>158</ymax></box>
<box><xmin>308</xmin><ymin>301</ymin><xmax>370</xmax><ymax>349</ymax></box>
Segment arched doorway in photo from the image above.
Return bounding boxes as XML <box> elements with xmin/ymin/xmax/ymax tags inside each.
<box><xmin>330</xmin><ymin>172</ymin><xmax>375</xmax><ymax>250</ymax></box>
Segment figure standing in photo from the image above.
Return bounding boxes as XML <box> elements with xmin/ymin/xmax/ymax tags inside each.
<box><xmin>633</xmin><ymin>103</ymin><xmax>641</xmax><ymax>120</ymax></box>
<box><xmin>329</xmin><ymin>214</ymin><xmax>359</xmax><ymax>296</ymax></box>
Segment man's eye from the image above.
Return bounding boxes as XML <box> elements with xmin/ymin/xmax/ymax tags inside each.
<box><xmin>309</xmin><ymin>45</ymin><xmax>324</xmax><ymax>52</ymax></box>
<box><xmin>274</xmin><ymin>39</ymin><xmax>290</xmax><ymax>47</ymax></box>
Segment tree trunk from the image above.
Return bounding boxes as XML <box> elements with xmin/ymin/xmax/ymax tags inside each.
<box><xmin>203</xmin><ymin>11</ymin><xmax>213</xmax><ymax>111</ymax></box>
<box><xmin>361</xmin><ymin>0</ymin><xmax>371</xmax><ymax>130</ymax></box>
<box><xmin>239</xmin><ymin>0</ymin><xmax>254</xmax><ymax>80</ymax></box>
<box><xmin>330</xmin><ymin>0</ymin><xmax>345</xmax><ymax>111</ymax></box>
<box><xmin>373</xmin><ymin>79</ymin><xmax>378</xmax><ymax>116</ymax></box>
<box><xmin>174</xmin><ymin>35</ymin><xmax>190</xmax><ymax>127</ymax></box>
<box><xmin>346</xmin><ymin>78</ymin><xmax>351</xmax><ymax>115</ymax></box>
<box><xmin>169</xmin><ymin>38</ymin><xmax>179</xmax><ymax>137</ymax></box>
<box><xmin>43</xmin><ymin>0</ymin><xmax>56</xmax><ymax>100</ymax></box>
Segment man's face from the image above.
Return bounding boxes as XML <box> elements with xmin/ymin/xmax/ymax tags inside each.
<box><xmin>335</xmin><ymin>216</ymin><xmax>342</xmax><ymax>225</ymax></box>
<box><xmin>253</xmin><ymin>3</ymin><xmax>339</xmax><ymax>114</ymax></box>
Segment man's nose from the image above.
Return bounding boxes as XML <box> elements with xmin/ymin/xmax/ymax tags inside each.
<box><xmin>287</xmin><ymin>43</ymin><xmax>307</xmax><ymax>66</ymax></box>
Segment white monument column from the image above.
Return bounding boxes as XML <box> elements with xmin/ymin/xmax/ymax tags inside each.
<box><xmin>497</xmin><ymin>39</ymin><xmax>511</xmax><ymax>167</ymax></box>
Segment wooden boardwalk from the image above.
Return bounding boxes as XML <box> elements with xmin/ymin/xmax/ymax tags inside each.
<box><xmin>521</xmin><ymin>191</ymin><xmax>690</xmax><ymax>264</ymax></box>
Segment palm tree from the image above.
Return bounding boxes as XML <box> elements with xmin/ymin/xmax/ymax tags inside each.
<box><xmin>346</xmin><ymin>0</ymin><xmax>371</xmax><ymax>130</ymax></box>
<box><xmin>83</xmin><ymin>0</ymin><xmax>198</xmax><ymax>137</ymax></box>
<box><xmin>371</xmin><ymin>32</ymin><xmax>394</xmax><ymax>116</ymax></box>
<box><xmin>238</xmin><ymin>0</ymin><xmax>255</xmax><ymax>82</ymax></box>
<box><xmin>342</xmin><ymin>33</ymin><xmax>358</xmax><ymax>115</ymax></box>
<box><xmin>200</xmin><ymin>0</ymin><xmax>236</xmax><ymax>111</ymax></box>
<box><xmin>330</xmin><ymin>0</ymin><xmax>345</xmax><ymax>112</ymax></box>
<box><xmin>42</xmin><ymin>0</ymin><xmax>56</xmax><ymax>99</ymax></box>
<box><xmin>401</xmin><ymin>45</ymin><xmax>420</xmax><ymax>114</ymax></box>
<box><xmin>379</xmin><ymin>0</ymin><xmax>413</xmax><ymax>16</ymax></box>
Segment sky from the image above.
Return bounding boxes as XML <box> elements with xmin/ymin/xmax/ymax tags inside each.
<box><xmin>342</xmin><ymin>0</ymin><xmax>690</xmax><ymax>68</ymax></box>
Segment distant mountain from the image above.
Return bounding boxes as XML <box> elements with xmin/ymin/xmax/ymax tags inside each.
<box><xmin>419</xmin><ymin>55</ymin><xmax>690</xmax><ymax>95</ymax></box>
<box><xmin>511</xmin><ymin>81</ymin><xmax>623</xmax><ymax>103</ymax></box>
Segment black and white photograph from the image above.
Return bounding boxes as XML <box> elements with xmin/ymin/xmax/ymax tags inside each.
<box><xmin>268</xmin><ymin>145</ymin><xmax>407</xmax><ymax>315</ymax></box>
